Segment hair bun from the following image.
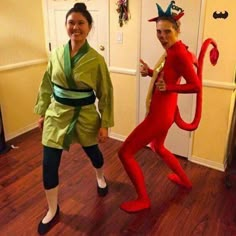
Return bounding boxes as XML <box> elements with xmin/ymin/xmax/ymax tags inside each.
<box><xmin>74</xmin><ymin>3</ymin><xmax>87</xmax><ymax>11</ymax></box>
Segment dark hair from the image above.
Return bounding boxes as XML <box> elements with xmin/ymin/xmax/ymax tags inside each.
<box><xmin>156</xmin><ymin>15</ymin><xmax>180</xmax><ymax>31</ymax></box>
<box><xmin>65</xmin><ymin>3</ymin><xmax>93</xmax><ymax>26</ymax></box>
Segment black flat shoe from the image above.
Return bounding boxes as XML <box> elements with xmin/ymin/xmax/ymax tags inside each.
<box><xmin>97</xmin><ymin>178</ymin><xmax>108</xmax><ymax>197</ymax></box>
<box><xmin>38</xmin><ymin>205</ymin><xmax>60</xmax><ymax>235</ymax></box>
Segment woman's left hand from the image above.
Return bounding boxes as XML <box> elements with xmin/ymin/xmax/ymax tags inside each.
<box><xmin>98</xmin><ymin>127</ymin><xmax>108</xmax><ymax>143</ymax></box>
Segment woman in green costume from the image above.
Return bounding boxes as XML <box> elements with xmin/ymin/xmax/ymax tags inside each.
<box><xmin>35</xmin><ymin>3</ymin><xmax>114</xmax><ymax>234</ymax></box>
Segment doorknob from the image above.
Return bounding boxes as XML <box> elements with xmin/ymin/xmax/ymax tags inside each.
<box><xmin>99</xmin><ymin>45</ymin><xmax>105</xmax><ymax>51</ymax></box>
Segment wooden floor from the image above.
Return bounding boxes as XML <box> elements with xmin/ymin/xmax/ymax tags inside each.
<box><xmin>0</xmin><ymin>129</ymin><xmax>236</xmax><ymax>236</ymax></box>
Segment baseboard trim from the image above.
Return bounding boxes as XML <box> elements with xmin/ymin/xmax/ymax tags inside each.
<box><xmin>109</xmin><ymin>132</ymin><xmax>126</xmax><ymax>142</ymax></box>
<box><xmin>6</xmin><ymin>123</ymin><xmax>38</xmax><ymax>141</ymax></box>
<box><xmin>190</xmin><ymin>155</ymin><xmax>226</xmax><ymax>172</ymax></box>
<box><xmin>6</xmin><ymin>128</ymin><xmax>227</xmax><ymax>173</ymax></box>
<box><xmin>110</xmin><ymin>132</ymin><xmax>226</xmax><ymax>172</ymax></box>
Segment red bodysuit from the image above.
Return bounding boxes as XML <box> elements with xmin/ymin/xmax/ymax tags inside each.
<box><xmin>118</xmin><ymin>40</ymin><xmax>201</xmax><ymax>213</ymax></box>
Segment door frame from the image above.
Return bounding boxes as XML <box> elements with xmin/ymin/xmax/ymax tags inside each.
<box><xmin>187</xmin><ymin>0</ymin><xmax>207</xmax><ymax>160</ymax></box>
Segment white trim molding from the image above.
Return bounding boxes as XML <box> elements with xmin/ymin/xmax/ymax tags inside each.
<box><xmin>0</xmin><ymin>58</ymin><xmax>48</xmax><ymax>72</ymax></box>
<box><xmin>189</xmin><ymin>155</ymin><xmax>226</xmax><ymax>172</ymax></box>
<box><xmin>109</xmin><ymin>67</ymin><xmax>136</xmax><ymax>75</ymax></box>
<box><xmin>203</xmin><ymin>80</ymin><xmax>236</xmax><ymax>90</ymax></box>
<box><xmin>196</xmin><ymin>0</ymin><xmax>207</xmax><ymax>56</ymax></box>
<box><xmin>109</xmin><ymin>132</ymin><xmax>126</xmax><ymax>142</ymax></box>
<box><xmin>6</xmin><ymin>123</ymin><xmax>38</xmax><ymax>142</ymax></box>
<box><xmin>110</xmin><ymin>131</ymin><xmax>227</xmax><ymax>172</ymax></box>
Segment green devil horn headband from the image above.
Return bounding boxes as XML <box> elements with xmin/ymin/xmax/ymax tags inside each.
<box><xmin>148</xmin><ymin>1</ymin><xmax>184</xmax><ymax>22</ymax></box>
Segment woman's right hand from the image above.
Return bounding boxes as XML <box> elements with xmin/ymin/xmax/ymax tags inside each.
<box><xmin>38</xmin><ymin>116</ymin><xmax>44</xmax><ymax>130</ymax></box>
<box><xmin>140</xmin><ymin>59</ymin><xmax>149</xmax><ymax>77</ymax></box>
<box><xmin>155</xmin><ymin>72</ymin><xmax>166</xmax><ymax>91</ymax></box>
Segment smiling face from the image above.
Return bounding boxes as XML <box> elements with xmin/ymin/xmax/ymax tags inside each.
<box><xmin>65</xmin><ymin>12</ymin><xmax>91</xmax><ymax>44</ymax></box>
<box><xmin>156</xmin><ymin>19</ymin><xmax>179</xmax><ymax>49</ymax></box>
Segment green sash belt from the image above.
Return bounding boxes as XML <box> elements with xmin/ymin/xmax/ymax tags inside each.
<box><xmin>53</xmin><ymin>84</ymin><xmax>96</xmax><ymax>149</ymax></box>
<box><xmin>53</xmin><ymin>84</ymin><xmax>95</xmax><ymax>107</ymax></box>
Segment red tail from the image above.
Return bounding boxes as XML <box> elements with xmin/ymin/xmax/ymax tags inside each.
<box><xmin>174</xmin><ymin>38</ymin><xmax>219</xmax><ymax>131</ymax></box>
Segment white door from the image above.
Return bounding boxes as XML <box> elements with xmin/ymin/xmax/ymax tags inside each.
<box><xmin>139</xmin><ymin>0</ymin><xmax>203</xmax><ymax>157</ymax></box>
<box><xmin>45</xmin><ymin>0</ymin><xmax>109</xmax><ymax>64</ymax></box>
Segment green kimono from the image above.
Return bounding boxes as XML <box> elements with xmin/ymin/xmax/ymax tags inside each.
<box><xmin>34</xmin><ymin>41</ymin><xmax>114</xmax><ymax>150</ymax></box>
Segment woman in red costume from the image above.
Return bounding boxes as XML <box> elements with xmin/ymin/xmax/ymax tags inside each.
<box><xmin>118</xmin><ymin>1</ymin><xmax>218</xmax><ymax>213</ymax></box>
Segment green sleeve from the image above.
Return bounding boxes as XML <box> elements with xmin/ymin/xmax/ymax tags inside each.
<box><xmin>34</xmin><ymin>60</ymin><xmax>53</xmax><ymax>116</ymax></box>
<box><xmin>96</xmin><ymin>57</ymin><xmax>114</xmax><ymax>128</ymax></box>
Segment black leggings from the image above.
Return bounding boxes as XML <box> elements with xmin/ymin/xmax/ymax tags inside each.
<box><xmin>43</xmin><ymin>145</ymin><xmax>104</xmax><ymax>189</ymax></box>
